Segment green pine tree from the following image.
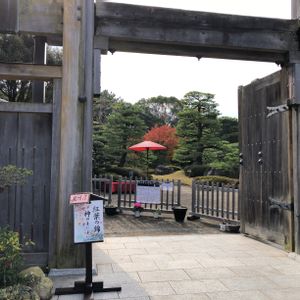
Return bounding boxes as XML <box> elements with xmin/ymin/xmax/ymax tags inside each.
<box><xmin>174</xmin><ymin>91</ymin><xmax>220</xmax><ymax>167</ymax></box>
<box><xmin>102</xmin><ymin>102</ymin><xmax>147</xmax><ymax>167</ymax></box>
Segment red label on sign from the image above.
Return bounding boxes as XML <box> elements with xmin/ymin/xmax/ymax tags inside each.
<box><xmin>70</xmin><ymin>193</ymin><xmax>90</xmax><ymax>204</ymax></box>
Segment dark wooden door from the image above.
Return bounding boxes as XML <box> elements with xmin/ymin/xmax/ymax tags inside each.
<box><xmin>0</xmin><ymin>103</ymin><xmax>52</xmax><ymax>265</ymax></box>
<box><xmin>239</xmin><ymin>69</ymin><xmax>294</xmax><ymax>251</ymax></box>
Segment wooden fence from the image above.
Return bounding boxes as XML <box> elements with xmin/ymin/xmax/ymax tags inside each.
<box><xmin>191</xmin><ymin>180</ymin><xmax>240</xmax><ymax>222</ymax></box>
<box><xmin>92</xmin><ymin>175</ymin><xmax>181</xmax><ymax>213</ymax></box>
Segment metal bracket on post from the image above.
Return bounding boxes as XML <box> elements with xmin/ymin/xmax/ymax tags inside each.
<box><xmin>269</xmin><ymin>197</ymin><xmax>294</xmax><ymax>211</ymax></box>
<box><xmin>266</xmin><ymin>98</ymin><xmax>299</xmax><ymax>118</ymax></box>
<box><xmin>266</xmin><ymin>104</ymin><xmax>289</xmax><ymax>118</ymax></box>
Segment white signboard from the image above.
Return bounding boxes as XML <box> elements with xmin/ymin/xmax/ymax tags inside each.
<box><xmin>136</xmin><ymin>181</ymin><xmax>161</xmax><ymax>204</ymax></box>
<box><xmin>160</xmin><ymin>182</ymin><xmax>174</xmax><ymax>192</ymax></box>
<box><xmin>73</xmin><ymin>200</ymin><xmax>104</xmax><ymax>243</ymax></box>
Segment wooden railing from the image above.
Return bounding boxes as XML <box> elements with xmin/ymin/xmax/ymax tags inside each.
<box><xmin>191</xmin><ymin>180</ymin><xmax>240</xmax><ymax>222</ymax></box>
<box><xmin>92</xmin><ymin>175</ymin><xmax>182</xmax><ymax>213</ymax></box>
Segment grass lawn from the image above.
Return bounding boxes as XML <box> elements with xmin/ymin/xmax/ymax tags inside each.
<box><xmin>152</xmin><ymin>170</ymin><xmax>193</xmax><ymax>186</ymax></box>
<box><xmin>153</xmin><ymin>171</ymin><xmax>239</xmax><ymax>187</ymax></box>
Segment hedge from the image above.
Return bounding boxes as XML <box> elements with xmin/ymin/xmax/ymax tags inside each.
<box><xmin>196</xmin><ymin>175</ymin><xmax>239</xmax><ymax>187</ymax></box>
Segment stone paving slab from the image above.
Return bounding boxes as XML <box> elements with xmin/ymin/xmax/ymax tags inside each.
<box><xmin>206</xmin><ymin>290</ymin><xmax>269</xmax><ymax>300</ymax></box>
<box><xmin>261</xmin><ymin>288</ymin><xmax>300</xmax><ymax>300</ymax></box>
<box><xmin>185</xmin><ymin>267</ymin><xmax>236</xmax><ymax>280</ymax></box>
<box><xmin>139</xmin><ymin>270</ymin><xmax>190</xmax><ymax>282</ymax></box>
<box><xmin>156</xmin><ymin>259</ymin><xmax>202</xmax><ymax>270</ymax></box>
<box><xmin>140</xmin><ymin>281</ymin><xmax>176</xmax><ymax>296</ymax></box>
<box><xmin>112</xmin><ymin>261</ymin><xmax>159</xmax><ymax>273</ymax></box>
<box><xmin>219</xmin><ymin>276</ymin><xmax>277</xmax><ymax>291</ymax></box>
<box><xmin>151</xmin><ymin>295</ymin><xmax>210</xmax><ymax>300</ymax></box>
<box><xmin>130</xmin><ymin>254</ymin><xmax>174</xmax><ymax>263</ymax></box>
<box><xmin>95</xmin><ymin>272</ymin><xmax>141</xmax><ymax>284</ymax></box>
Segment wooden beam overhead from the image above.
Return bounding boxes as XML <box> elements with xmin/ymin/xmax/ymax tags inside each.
<box><xmin>96</xmin><ymin>1</ymin><xmax>295</xmax><ymax>32</ymax></box>
<box><xmin>0</xmin><ymin>63</ymin><xmax>62</xmax><ymax>80</ymax></box>
<box><xmin>96</xmin><ymin>1</ymin><xmax>300</xmax><ymax>63</ymax></box>
<box><xmin>107</xmin><ymin>40</ymin><xmax>288</xmax><ymax>63</ymax></box>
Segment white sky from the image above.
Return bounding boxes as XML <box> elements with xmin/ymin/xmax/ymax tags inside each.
<box><xmin>101</xmin><ymin>0</ymin><xmax>291</xmax><ymax>117</ymax></box>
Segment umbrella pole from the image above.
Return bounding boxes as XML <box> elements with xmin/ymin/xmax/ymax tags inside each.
<box><xmin>146</xmin><ymin>148</ymin><xmax>149</xmax><ymax>178</ymax></box>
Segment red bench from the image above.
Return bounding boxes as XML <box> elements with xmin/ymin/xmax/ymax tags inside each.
<box><xmin>101</xmin><ymin>181</ymin><xmax>136</xmax><ymax>193</ymax></box>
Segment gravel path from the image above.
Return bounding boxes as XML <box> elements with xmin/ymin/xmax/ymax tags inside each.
<box><xmin>104</xmin><ymin>212</ymin><xmax>221</xmax><ymax>237</ymax></box>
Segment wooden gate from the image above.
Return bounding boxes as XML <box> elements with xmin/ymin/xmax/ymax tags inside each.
<box><xmin>0</xmin><ymin>80</ymin><xmax>61</xmax><ymax>265</ymax></box>
<box><xmin>239</xmin><ymin>69</ymin><xmax>294</xmax><ymax>250</ymax></box>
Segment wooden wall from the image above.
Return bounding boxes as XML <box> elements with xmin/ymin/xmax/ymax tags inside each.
<box><xmin>0</xmin><ymin>103</ymin><xmax>53</xmax><ymax>264</ymax></box>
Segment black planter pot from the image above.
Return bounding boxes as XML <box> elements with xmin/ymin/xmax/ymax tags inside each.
<box><xmin>226</xmin><ymin>224</ymin><xmax>240</xmax><ymax>233</ymax></box>
<box><xmin>172</xmin><ymin>206</ymin><xmax>188</xmax><ymax>223</ymax></box>
<box><xmin>219</xmin><ymin>223</ymin><xmax>240</xmax><ymax>233</ymax></box>
<box><xmin>105</xmin><ymin>206</ymin><xmax>118</xmax><ymax>216</ymax></box>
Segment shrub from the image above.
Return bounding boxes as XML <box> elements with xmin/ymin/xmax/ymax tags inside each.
<box><xmin>105</xmin><ymin>166</ymin><xmax>147</xmax><ymax>178</ymax></box>
<box><xmin>207</xmin><ymin>167</ymin><xmax>239</xmax><ymax>179</ymax></box>
<box><xmin>0</xmin><ymin>227</ymin><xmax>24</xmax><ymax>288</ymax></box>
<box><xmin>184</xmin><ymin>165</ymin><xmax>209</xmax><ymax>177</ymax></box>
<box><xmin>169</xmin><ymin>165</ymin><xmax>181</xmax><ymax>172</ymax></box>
<box><xmin>154</xmin><ymin>165</ymin><xmax>176</xmax><ymax>175</ymax></box>
<box><xmin>0</xmin><ymin>284</ymin><xmax>39</xmax><ymax>300</ymax></box>
<box><xmin>196</xmin><ymin>175</ymin><xmax>239</xmax><ymax>187</ymax></box>
<box><xmin>0</xmin><ymin>165</ymin><xmax>32</xmax><ymax>192</ymax></box>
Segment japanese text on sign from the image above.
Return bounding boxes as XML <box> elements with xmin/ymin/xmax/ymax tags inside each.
<box><xmin>136</xmin><ymin>180</ymin><xmax>160</xmax><ymax>204</ymax></box>
<box><xmin>73</xmin><ymin>200</ymin><xmax>104</xmax><ymax>243</ymax></box>
<box><xmin>70</xmin><ymin>193</ymin><xmax>90</xmax><ymax>204</ymax></box>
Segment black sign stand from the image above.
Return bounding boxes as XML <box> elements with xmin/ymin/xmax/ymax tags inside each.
<box><xmin>55</xmin><ymin>243</ymin><xmax>121</xmax><ymax>295</ymax></box>
<box><xmin>55</xmin><ymin>193</ymin><xmax>121</xmax><ymax>296</ymax></box>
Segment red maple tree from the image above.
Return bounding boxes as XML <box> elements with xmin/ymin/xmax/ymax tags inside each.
<box><xmin>143</xmin><ymin>125</ymin><xmax>179</xmax><ymax>159</ymax></box>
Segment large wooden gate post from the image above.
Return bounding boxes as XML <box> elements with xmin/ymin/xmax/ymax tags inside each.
<box><xmin>292</xmin><ymin>0</ymin><xmax>300</xmax><ymax>18</ymax></box>
<box><xmin>53</xmin><ymin>0</ymin><xmax>94</xmax><ymax>268</ymax></box>
<box><xmin>291</xmin><ymin>0</ymin><xmax>300</xmax><ymax>254</ymax></box>
<box><xmin>290</xmin><ymin>65</ymin><xmax>300</xmax><ymax>254</ymax></box>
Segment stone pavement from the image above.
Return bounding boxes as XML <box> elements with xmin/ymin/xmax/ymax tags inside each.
<box><xmin>51</xmin><ymin>232</ymin><xmax>300</xmax><ymax>300</ymax></box>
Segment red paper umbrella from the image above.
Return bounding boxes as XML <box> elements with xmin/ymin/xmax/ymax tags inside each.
<box><xmin>128</xmin><ymin>141</ymin><xmax>167</xmax><ymax>177</ymax></box>
<box><xmin>128</xmin><ymin>141</ymin><xmax>167</xmax><ymax>152</ymax></box>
